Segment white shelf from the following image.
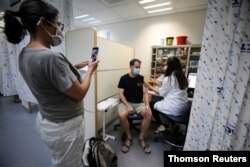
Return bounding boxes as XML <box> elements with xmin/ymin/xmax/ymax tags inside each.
<box><xmin>152</xmin><ymin>45</ymin><xmax>192</xmax><ymax>48</ymax></box>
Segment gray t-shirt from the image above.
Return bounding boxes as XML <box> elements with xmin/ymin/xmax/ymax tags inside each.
<box><xmin>19</xmin><ymin>48</ymin><xmax>84</xmax><ymax>122</ymax></box>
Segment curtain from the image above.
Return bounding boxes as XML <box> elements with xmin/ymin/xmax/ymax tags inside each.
<box><xmin>0</xmin><ymin>32</ymin><xmax>3</xmax><ymax>94</ymax></box>
<box><xmin>0</xmin><ymin>0</ymin><xmax>73</xmax><ymax>102</ymax></box>
<box><xmin>184</xmin><ymin>0</ymin><xmax>250</xmax><ymax>150</ymax></box>
<box><xmin>0</xmin><ymin>34</ymin><xmax>33</xmax><ymax>101</ymax></box>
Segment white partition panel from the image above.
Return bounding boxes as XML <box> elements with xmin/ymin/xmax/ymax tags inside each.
<box><xmin>66</xmin><ymin>28</ymin><xmax>96</xmax><ymax>64</ymax></box>
<box><xmin>66</xmin><ymin>28</ymin><xmax>97</xmax><ymax>139</ymax></box>
<box><xmin>97</xmin><ymin>38</ymin><xmax>134</xmax><ymax>70</ymax></box>
<box><xmin>97</xmin><ymin>69</ymin><xmax>129</xmax><ymax>102</ymax></box>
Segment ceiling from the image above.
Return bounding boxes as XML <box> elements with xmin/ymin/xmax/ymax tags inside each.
<box><xmin>73</xmin><ymin>0</ymin><xmax>208</xmax><ymax>28</ymax></box>
<box><xmin>0</xmin><ymin>0</ymin><xmax>208</xmax><ymax>29</ymax></box>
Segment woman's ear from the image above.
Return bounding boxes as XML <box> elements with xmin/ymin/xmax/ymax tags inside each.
<box><xmin>38</xmin><ymin>17</ymin><xmax>49</xmax><ymax>28</ymax></box>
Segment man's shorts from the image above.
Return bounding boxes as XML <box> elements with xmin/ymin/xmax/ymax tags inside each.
<box><xmin>118</xmin><ymin>102</ymin><xmax>146</xmax><ymax>114</ymax></box>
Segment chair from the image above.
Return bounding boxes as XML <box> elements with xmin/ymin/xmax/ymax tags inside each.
<box><xmin>154</xmin><ymin>101</ymin><xmax>192</xmax><ymax>150</ymax></box>
<box><xmin>114</xmin><ymin>112</ymin><xmax>143</xmax><ymax>141</ymax></box>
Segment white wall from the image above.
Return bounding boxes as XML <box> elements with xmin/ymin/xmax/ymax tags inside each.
<box><xmin>96</xmin><ymin>9</ymin><xmax>207</xmax><ymax>76</ymax></box>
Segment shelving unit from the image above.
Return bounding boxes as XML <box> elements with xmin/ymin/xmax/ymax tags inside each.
<box><xmin>188</xmin><ymin>44</ymin><xmax>201</xmax><ymax>74</ymax></box>
<box><xmin>151</xmin><ymin>45</ymin><xmax>191</xmax><ymax>78</ymax></box>
<box><xmin>151</xmin><ymin>44</ymin><xmax>201</xmax><ymax>79</ymax></box>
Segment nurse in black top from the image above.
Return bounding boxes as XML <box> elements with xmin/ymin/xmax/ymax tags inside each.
<box><xmin>117</xmin><ymin>59</ymin><xmax>152</xmax><ymax>154</ymax></box>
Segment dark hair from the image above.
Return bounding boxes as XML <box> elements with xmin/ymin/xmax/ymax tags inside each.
<box><xmin>130</xmin><ymin>58</ymin><xmax>141</xmax><ymax>66</ymax></box>
<box><xmin>4</xmin><ymin>0</ymin><xmax>59</xmax><ymax>44</ymax></box>
<box><xmin>165</xmin><ymin>56</ymin><xmax>188</xmax><ymax>90</ymax></box>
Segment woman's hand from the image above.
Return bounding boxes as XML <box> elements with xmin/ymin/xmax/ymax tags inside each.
<box><xmin>87</xmin><ymin>60</ymin><xmax>99</xmax><ymax>73</ymax></box>
<box><xmin>75</xmin><ymin>61</ymin><xmax>89</xmax><ymax>69</ymax></box>
<box><xmin>150</xmin><ymin>78</ymin><xmax>158</xmax><ymax>84</ymax></box>
<box><xmin>144</xmin><ymin>81</ymin><xmax>159</xmax><ymax>94</ymax></box>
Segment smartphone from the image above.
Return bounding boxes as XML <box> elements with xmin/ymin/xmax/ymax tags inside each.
<box><xmin>91</xmin><ymin>47</ymin><xmax>99</xmax><ymax>62</ymax></box>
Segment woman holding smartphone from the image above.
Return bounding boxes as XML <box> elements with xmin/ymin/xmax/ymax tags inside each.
<box><xmin>3</xmin><ymin>0</ymin><xmax>99</xmax><ymax>166</ymax></box>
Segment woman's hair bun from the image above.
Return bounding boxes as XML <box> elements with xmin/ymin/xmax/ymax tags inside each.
<box><xmin>4</xmin><ymin>10</ymin><xmax>27</xmax><ymax>44</ymax></box>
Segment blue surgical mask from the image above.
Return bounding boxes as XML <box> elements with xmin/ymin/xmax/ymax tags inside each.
<box><xmin>133</xmin><ymin>68</ymin><xmax>140</xmax><ymax>76</ymax></box>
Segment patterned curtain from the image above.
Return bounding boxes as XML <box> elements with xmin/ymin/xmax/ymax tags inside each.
<box><xmin>184</xmin><ymin>0</ymin><xmax>250</xmax><ymax>150</ymax></box>
<box><xmin>0</xmin><ymin>0</ymin><xmax>73</xmax><ymax>102</ymax></box>
<box><xmin>0</xmin><ymin>31</ymin><xmax>3</xmax><ymax>94</ymax></box>
<box><xmin>0</xmin><ymin>34</ymin><xmax>33</xmax><ymax>101</ymax></box>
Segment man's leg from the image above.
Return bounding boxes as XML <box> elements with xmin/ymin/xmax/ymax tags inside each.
<box><xmin>135</xmin><ymin>103</ymin><xmax>152</xmax><ymax>153</ymax></box>
<box><xmin>139</xmin><ymin>107</ymin><xmax>152</xmax><ymax>139</ymax></box>
<box><xmin>117</xmin><ymin>109</ymin><xmax>131</xmax><ymax>139</ymax></box>
<box><xmin>118</xmin><ymin>103</ymin><xmax>132</xmax><ymax>153</ymax></box>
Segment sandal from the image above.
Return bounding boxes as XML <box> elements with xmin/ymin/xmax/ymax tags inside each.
<box><xmin>14</xmin><ymin>95</ymin><xmax>21</xmax><ymax>103</ymax></box>
<box><xmin>138</xmin><ymin>138</ymin><xmax>151</xmax><ymax>154</ymax></box>
<box><xmin>154</xmin><ymin>125</ymin><xmax>166</xmax><ymax>134</ymax></box>
<box><xmin>14</xmin><ymin>99</ymin><xmax>22</xmax><ymax>103</ymax></box>
<box><xmin>121</xmin><ymin>138</ymin><xmax>132</xmax><ymax>153</ymax></box>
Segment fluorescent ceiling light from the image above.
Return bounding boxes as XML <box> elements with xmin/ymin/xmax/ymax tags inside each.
<box><xmin>74</xmin><ymin>14</ymin><xmax>89</xmax><ymax>19</ymax></box>
<box><xmin>139</xmin><ymin>0</ymin><xmax>155</xmax><ymax>4</ymax></box>
<box><xmin>88</xmin><ymin>21</ymin><xmax>101</xmax><ymax>24</ymax></box>
<box><xmin>147</xmin><ymin>7</ymin><xmax>173</xmax><ymax>13</ymax></box>
<box><xmin>82</xmin><ymin>18</ymin><xmax>95</xmax><ymax>22</ymax></box>
<box><xmin>144</xmin><ymin>2</ymin><xmax>171</xmax><ymax>9</ymax></box>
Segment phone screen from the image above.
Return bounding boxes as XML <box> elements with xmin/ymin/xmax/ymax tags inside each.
<box><xmin>91</xmin><ymin>47</ymin><xmax>99</xmax><ymax>62</ymax></box>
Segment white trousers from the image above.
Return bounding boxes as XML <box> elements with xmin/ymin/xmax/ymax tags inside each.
<box><xmin>36</xmin><ymin>112</ymin><xmax>85</xmax><ymax>167</ymax></box>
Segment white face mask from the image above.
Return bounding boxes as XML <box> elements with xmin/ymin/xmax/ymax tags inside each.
<box><xmin>44</xmin><ymin>20</ymin><xmax>64</xmax><ymax>46</ymax></box>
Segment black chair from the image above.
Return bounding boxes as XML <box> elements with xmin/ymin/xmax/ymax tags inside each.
<box><xmin>114</xmin><ymin>112</ymin><xmax>143</xmax><ymax>141</ymax></box>
<box><xmin>154</xmin><ymin>101</ymin><xmax>192</xmax><ymax>150</ymax></box>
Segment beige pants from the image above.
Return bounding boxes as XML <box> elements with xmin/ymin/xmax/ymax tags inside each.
<box><xmin>118</xmin><ymin>102</ymin><xmax>146</xmax><ymax>114</ymax></box>
<box><xmin>36</xmin><ymin>112</ymin><xmax>85</xmax><ymax>167</ymax></box>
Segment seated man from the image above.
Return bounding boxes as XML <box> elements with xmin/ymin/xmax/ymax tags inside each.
<box><xmin>117</xmin><ymin>58</ymin><xmax>152</xmax><ymax>154</ymax></box>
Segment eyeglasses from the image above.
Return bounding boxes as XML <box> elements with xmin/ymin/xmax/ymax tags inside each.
<box><xmin>47</xmin><ymin>20</ymin><xmax>64</xmax><ymax>31</ymax></box>
<box><xmin>56</xmin><ymin>22</ymin><xmax>64</xmax><ymax>31</ymax></box>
